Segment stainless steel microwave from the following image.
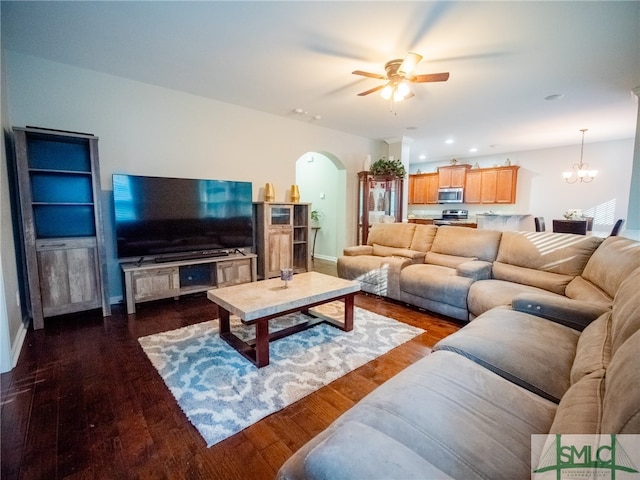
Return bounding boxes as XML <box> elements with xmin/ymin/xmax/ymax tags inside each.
<box><xmin>438</xmin><ymin>187</ymin><xmax>464</xmax><ymax>204</ymax></box>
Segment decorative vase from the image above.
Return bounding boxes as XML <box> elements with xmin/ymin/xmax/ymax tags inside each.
<box><xmin>265</xmin><ymin>183</ymin><xmax>275</xmax><ymax>202</ymax></box>
<box><xmin>290</xmin><ymin>184</ymin><xmax>300</xmax><ymax>203</ymax></box>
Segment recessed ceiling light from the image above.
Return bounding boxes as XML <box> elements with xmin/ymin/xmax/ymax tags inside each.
<box><xmin>293</xmin><ymin>108</ymin><xmax>305</xmax><ymax>114</ymax></box>
<box><xmin>418</xmin><ymin>154</ymin><xmax>427</xmax><ymax>160</ymax></box>
<box><xmin>545</xmin><ymin>94</ymin><xmax>565</xmax><ymax>101</ymax></box>
<box><xmin>445</xmin><ymin>138</ymin><xmax>454</xmax><ymax>144</ymax></box>
<box><xmin>469</xmin><ymin>148</ymin><xmax>478</xmax><ymax>153</ymax></box>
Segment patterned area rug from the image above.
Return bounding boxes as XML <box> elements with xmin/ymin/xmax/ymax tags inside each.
<box><xmin>139</xmin><ymin>302</ymin><xmax>425</xmax><ymax>447</ymax></box>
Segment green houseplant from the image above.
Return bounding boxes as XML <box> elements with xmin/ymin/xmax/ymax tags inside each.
<box><xmin>310</xmin><ymin>209</ymin><xmax>323</xmax><ymax>227</ymax></box>
<box><xmin>370</xmin><ymin>157</ymin><xmax>406</xmax><ymax>178</ymax></box>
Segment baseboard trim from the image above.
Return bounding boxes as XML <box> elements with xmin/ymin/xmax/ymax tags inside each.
<box><xmin>313</xmin><ymin>254</ymin><xmax>337</xmax><ymax>263</ymax></box>
<box><xmin>10</xmin><ymin>318</ymin><xmax>28</xmax><ymax>371</ymax></box>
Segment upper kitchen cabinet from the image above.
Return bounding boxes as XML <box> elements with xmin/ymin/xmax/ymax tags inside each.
<box><xmin>408</xmin><ymin>173</ymin><xmax>439</xmax><ymax>204</ymax></box>
<box><xmin>438</xmin><ymin>164</ymin><xmax>471</xmax><ymax>188</ymax></box>
<box><xmin>464</xmin><ymin>166</ymin><xmax>519</xmax><ymax>204</ymax></box>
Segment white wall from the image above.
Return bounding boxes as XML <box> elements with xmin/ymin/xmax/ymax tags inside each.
<box><xmin>296</xmin><ymin>152</ymin><xmax>345</xmax><ymax>261</ymax></box>
<box><xmin>409</xmin><ymin>138</ymin><xmax>635</xmax><ymax>235</ymax></box>
<box><xmin>1</xmin><ymin>48</ymin><xmax>28</xmax><ymax>373</ymax></box>
<box><xmin>3</xmin><ymin>51</ymin><xmax>380</xmax><ymax>303</ymax></box>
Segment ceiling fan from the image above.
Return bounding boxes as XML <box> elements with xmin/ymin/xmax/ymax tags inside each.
<box><xmin>352</xmin><ymin>52</ymin><xmax>449</xmax><ymax>101</ymax></box>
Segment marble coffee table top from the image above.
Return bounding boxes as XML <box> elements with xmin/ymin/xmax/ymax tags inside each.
<box><xmin>207</xmin><ymin>271</ymin><xmax>360</xmax><ymax>322</ymax></box>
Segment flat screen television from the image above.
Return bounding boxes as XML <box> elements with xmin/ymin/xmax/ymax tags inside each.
<box><xmin>112</xmin><ymin>174</ymin><xmax>253</xmax><ymax>260</ymax></box>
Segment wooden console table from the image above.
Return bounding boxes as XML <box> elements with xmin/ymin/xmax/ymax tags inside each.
<box><xmin>121</xmin><ymin>253</ymin><xmax>257</xmax><ymax>314</ymax></box>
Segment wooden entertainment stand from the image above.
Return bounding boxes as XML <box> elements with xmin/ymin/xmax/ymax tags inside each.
<box><xmin>121</xmin><ymin>253</ymin><xmax>257</xmax><ymax>314</ymax></box>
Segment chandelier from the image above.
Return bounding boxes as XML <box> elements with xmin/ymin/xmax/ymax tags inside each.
<box><xmin>563</xmin><ymin>129</ymin><xmax>598</xmax><ymax>183</ymax></box>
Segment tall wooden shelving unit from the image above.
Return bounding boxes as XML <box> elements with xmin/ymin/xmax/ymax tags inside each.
<box><xmin>253</xmin><ymin>202</ymin><xmax>311</xmax><ymax>279</ymax></box>
<box><xmin>13</xmin><ymin>127</ymin><xmax>111</xmax><ymax>329</ymax></box>
<box><xmin>357</xmin><ymin>172</ymin><xmax>403</xmax><ymax>245</ymax></box>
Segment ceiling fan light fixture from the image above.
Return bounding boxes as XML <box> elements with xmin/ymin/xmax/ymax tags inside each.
<box><xmin>396</xmin><ymin>81</ymin><xmax>411</xmax><ymax>98</ymax></box>
<box><xmin>398</xmin><ymin>52</ymin><xmax>423</xmax><ymax>76</ymax></box>
<box><xmin>381</xmin><ymin>84</ymin><xmax>393</xmax><ymax>100</ymax></box>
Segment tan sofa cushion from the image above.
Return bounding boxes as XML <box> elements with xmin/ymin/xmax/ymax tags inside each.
<box><xmin>577</xmin><ymin>236</ymin><xmax>640</xmax><ymax>299</ymax></box>
<box><xmin>492</xmin><ymin>262</ymin><xmax>574</xmax><ymax>295</ymax></box>
<box><xmin>409</xmin><ymin>224</ymin><xmax>438</xmax><ymax>252</ymax></box>
<box><xmin>367</xmin><ymin>223</ymin><xmax>416</xmax><ymax>248</ymax></box>
<box><xmin>610</xmin><ymin>267</ymin><xmax>640</xmax><ymax>354</ymax></box>
<box><xmin>549</xmin><ymin>370</ymin><xmax>605</xmax><ymax>434</ymax></box>
<box><xmin>564</xmin><ymin>276</ymin><xmax>612</xmax><ymax>307</ymax></box>
<box><xmin>431</xmin><ymin>226</ymin><xmax>502</xmax><ymax>262</ymax></box>
<box><xmin>425</xmin><ymin>251</ymin><xmax>477</xmax><ymax>268</ymax></box>
<box><xmin>570</xmin><ymin>312</ymin><xmax>612</xmax><ymax>384</ymax></box>
<box><xmin>372</xmin><ymin>244</ymin><xmax>426</xmax><ymax>260</ymax></box>
<box><xmin>602</xmin><ymin>330</ymin><xmax>640</xmax><ymax>433</ymax></box>
<box><xmin>496</xmin><ymin>232</ymin><xmax>603</xmax><ymax>276</ymax></box>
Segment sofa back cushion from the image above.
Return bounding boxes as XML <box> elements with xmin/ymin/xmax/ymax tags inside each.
<box><xmin>491</xmin><ymin>262</ymin><xmax>574</xmax><ymax>295</ymax></box>
<box><xmin>372</xmin><ymin>244</ymin><xmax>426</xmax><ymax>261</ymax></box>
<box><xmin>574</xmin><ymin>236</ymin><xmax>640</xmax><ymax>300</ymax></box>
<box><xmin>601</xmin><ymin>329</ymin><xmax>640</xmax><ymax>433</ymax></box>
<box><xmin>493</xmin><ymin>232</ymin><xmax>603</xmax><ymax>294</ymax></box>
<box><xmin>409</xmin><ymin>224</ymin><xmax>438</xmax><ymax>253</ymax></box>
<box><xmin>496</xmin><ymin>232</ymin><xmax>602</xmax><ymax>275</ymax></box>
<box><xmin>430</xmin><ymin>226</ymin><xmax>502</xmax><ymax>262</ymax></box>
<box><xmin>610</xmin><ymin>267</ymin><xmax>640</xmax><ymax>354</ymax></box>
<box><xmin>553</xmin><ymin>268</ymin><xmax>640</xmax><ymax>435</ymax></box>
<box><xmin>425</xmin><ymin>252</ymin><xmax>477</xmax><ymax>268</ymax></box>
<box><xmin>367</xmin><ymin>223</ymin><xmax>416</xmax><ymax>248</ymax></box>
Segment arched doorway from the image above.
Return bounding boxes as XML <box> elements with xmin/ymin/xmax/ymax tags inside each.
<box><xmin>295</xmin><ymin>152</ymin><xmax>346</xmax><ymax>262</ymax></box>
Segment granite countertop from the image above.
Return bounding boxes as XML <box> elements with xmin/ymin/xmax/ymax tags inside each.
<box><xmin>476</xmin><ymin>212</ymin><xmax>531</xmax><ymax>217</ymax></box>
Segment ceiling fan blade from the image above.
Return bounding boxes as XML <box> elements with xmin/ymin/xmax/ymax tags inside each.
<box><xmin>398</xmin><ymin>52</ymin><xmax>423</xmax><ymax>76</ymax></box>
<box><xmin>352</xmin><ymin>70</ymin><xmax>386</xmax><ymax>80</ymax></box>
<box><xmin>411</xmin><ymin>72</ymin><xmax>450</xmax><ymax>83</ymax></box>
<box><xmin>357</xmin><ymin>85</ymin><xmax>385</xmax><ymax>96</ymax></box>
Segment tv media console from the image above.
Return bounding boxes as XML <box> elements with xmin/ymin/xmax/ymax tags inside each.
<box><xmin>121</xmin><ymin>253</ymin><xmax>257</xmax><ymax>314</ymax></box>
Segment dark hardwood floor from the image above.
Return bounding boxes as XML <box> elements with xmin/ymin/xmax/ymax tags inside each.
<box><xmin>1</xmin><ymin>259</ymin><xmax>463</xmax><ymax>480</ymax></box>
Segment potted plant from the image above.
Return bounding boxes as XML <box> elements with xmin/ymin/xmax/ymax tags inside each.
<box><xmin>370</xmin><ymin>157</ymin><xmax>406</xmax><ymax>178</ymax></box>
<box><xmin>310</xmin><ymin>209</ymin><xmax>323</xmax><ymax>228</ymax></box>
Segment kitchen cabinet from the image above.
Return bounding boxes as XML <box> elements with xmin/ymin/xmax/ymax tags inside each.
<box><xmin>464</xmin><ymin>170</ymin><xmax>482</xmax><ymax>203</ymax></box>
<box><xmin>408</xmin><ymin>173</ymin><xmax>438</xmax><ymax>204</ymax></box>
<box><xmin>464</xmin><ymin>166</ymin><xmax>519</xmax><ymax>204</ymax></box>
<box><xmin>438</xmin><ymin>165</ymin><xmax>471</xmax><ymax>188</ymax></box>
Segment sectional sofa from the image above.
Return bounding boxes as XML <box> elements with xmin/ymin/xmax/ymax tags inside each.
<box><xmin>278</xmin><ymin>223</ymin><xmax>640</xmax><ymax>479</ymax></box>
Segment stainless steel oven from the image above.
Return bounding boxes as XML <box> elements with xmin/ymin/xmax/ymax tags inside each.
<box><xmin>438</xmin><ymin>187</ymin><xmax>464</xmax><ymax>204</ymax></box>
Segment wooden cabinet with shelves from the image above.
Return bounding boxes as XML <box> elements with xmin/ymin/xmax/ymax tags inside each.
<box><xmin>464</xmin><ymin>166</ymin><xmax>519</xmax><ymax>204</ymax></box>
<box><xmin>13</xmin><ymin>126</ymin><xmax>110</xmax><ymax>329</ymax></box>
<box><xmin>253</xmin><ymin>202</ymin><xmax>311</xmax><ymax>279</ymax></box>
<box><xmin>357</xmin><ymin>172</ymin><xmax>403</xmax><ymax>244</ymax></box>
<box><xmin>408</xmin><ymin>173</ymin><xmax>439</xmax><ymax>204</ymax></box>
<box><xmin>121</xmin><ymin>254</ymin><xmax>256</xmax><ymax>314</ymax></box>
<box><xmin>438</xmin><ymin>165</ymin><xmax>471</xmax><ymax>188</ymax></box>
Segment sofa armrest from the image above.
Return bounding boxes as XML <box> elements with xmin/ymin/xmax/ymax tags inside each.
<box><xmin>512</xmin><ymin>293</ymin><xmax>609</xmax><ymax>331</ymax></box>
<box><xmin>456</xmin><ymin>260</ymin><xmax>493</xmax><ymax>281</ymax></box>
<box><xmin>343</xmin><ymin>245</ymin><xmax>373</xmax><ymax>256</ymax></box>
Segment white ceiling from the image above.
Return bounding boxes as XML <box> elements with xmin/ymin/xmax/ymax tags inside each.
<box><xmin>2</xmin><ymin>1</ymin><xmax>639</xmax><ymax>164</ymax></box>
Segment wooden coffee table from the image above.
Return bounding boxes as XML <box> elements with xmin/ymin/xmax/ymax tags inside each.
<box><xmin>206</xmin><ymin>272</ymin><xmax>360</xmax><ymax>367</ymax></box>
